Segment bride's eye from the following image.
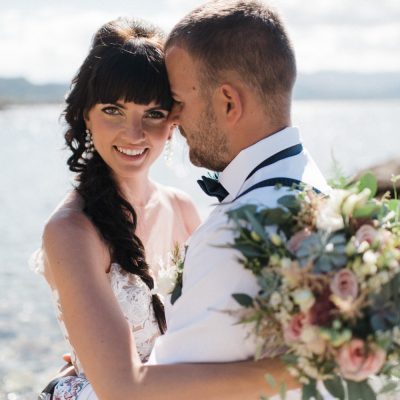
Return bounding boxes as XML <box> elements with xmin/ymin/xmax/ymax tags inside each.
<box><xmin>101</xmin><ymin>106</ymin><xmax>122</xmax><ymax>116</ymax></box>
<box><xmin>145</xmin><ymin>110</ymin><xmax>168</xmax><ymax>120</ymax></box>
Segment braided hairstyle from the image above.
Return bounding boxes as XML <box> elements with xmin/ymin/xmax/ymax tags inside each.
<box><xmin>63</xmin><ymin>18</ymin><xmax>173</xmax><ymax>334</ymax></box>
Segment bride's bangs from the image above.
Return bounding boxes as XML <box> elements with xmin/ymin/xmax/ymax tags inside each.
<box><xmin>88</xmin><ymin>45</ymin><xmax>172</xmax><ymax>109</ymax></box>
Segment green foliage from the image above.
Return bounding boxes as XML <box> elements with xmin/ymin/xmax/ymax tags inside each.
<box><xmin>352</xmin><ymin>203</ymin><xmax>380</xmax><ymax>218</ymax></box>
<box><xmin>302</xmin><ymin>379</ymin><xmax>323</xmax><ymax>400</ymax></box>
<box><xmin>278</xmin><ymin>195</ymin><xmax>301</xmax><ymax>214</ymax></box>
<box><xmin>379</xmin><ymin>380</ymin><xmax>399</xmax><ymax>395</ymax></box>
<box><xmin>170</xmin><ymin>279</ymin><xmax>182</xmax><ymax>305</ymax></box>
<box><xmin>296</xmin><ymin>232</ymin><xmax>348</xmax><ymax>273</ymax></box>
<box><xmin>369</xmin><ymin>272</ymin><xmax>400</xmax><ymax>332</ymax></box>
<box><xmin>358</xmin><ymin>172</ymin><xmax>378</xmax><ymax>198</ymax></box>
<box><xmin>232</xmin><ymin>293</ymin><xmax>254</xmax><ymax>308</ymax></box>
<box><xmin>265</xmin><ymin>373</ymin><xmax>276</xmax><ymax>388</ymax></box>
<box><xmin>323</xmin><ymin>376</ymin><xmax>345</xmax><ymax>400</ymax></box>
<box><xmin>346</xmin><ymin>380</ymin><xmax>376</xmax><ymax>400</ymax></box>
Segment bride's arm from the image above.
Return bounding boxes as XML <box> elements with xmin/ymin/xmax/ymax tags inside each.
<box><xmin>43</xmin><ymin>211</ymin><xmax>143</xmax><ymax>398</ymax></box>
<box><xmin>44</xmin><ymin>212</ymin><xmax>299</xmax><ymax>400</ymax></box>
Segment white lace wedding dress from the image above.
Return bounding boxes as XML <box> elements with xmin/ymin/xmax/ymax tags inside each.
<box><xmin>31</xmin><ymin>249</ymin><xmax>161</xmax><ymax>399</ymax></box>
<box><xmin>31</xmin><ymin>185</ymin><xmax>193</xmax><ymax>399</ymax></box>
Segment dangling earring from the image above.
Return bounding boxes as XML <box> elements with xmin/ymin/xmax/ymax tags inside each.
<box><xmin>164</xmin><ymin>136</ymin><xmax>173</xmax><ymax>167</ymax></box>
<box><xmin>82</xmin><ymin>128</ymin><xmax>95</xmax><ymax>161</ymax></box>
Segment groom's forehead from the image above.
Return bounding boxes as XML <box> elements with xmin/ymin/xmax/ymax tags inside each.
<box><xmin>165</xmin><ymin>46</ymin><xmax>200</xmax><ymax>90</ymax></box>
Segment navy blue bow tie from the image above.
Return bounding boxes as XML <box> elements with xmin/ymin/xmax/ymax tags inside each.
<box><xmin>197</xmin><ymin>175</ymin><xmax>229</xmax><ymax>202</ymax></box>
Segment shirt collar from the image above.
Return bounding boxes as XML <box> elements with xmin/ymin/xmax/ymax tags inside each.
<box><xmin>219</xmin><ymin>127</ymin><xmax>301</xmax><ymax>202</ymax></box>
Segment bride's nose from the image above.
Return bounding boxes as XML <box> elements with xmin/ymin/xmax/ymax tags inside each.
<box><xmin>125</xmin><ymin>118</ymin><xmax>145</xmax><ymax>141</ymax></box>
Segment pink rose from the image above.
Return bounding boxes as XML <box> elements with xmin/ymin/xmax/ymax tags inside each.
<box><xmin>330</xmin><ymin>269</ymin><xmax>359</xmax><ymax>301</ymax></box>
<box><xmin>287</xmin><ymin>229</ymin><xmax>312</xmax><ymax>254</ymax></box>
<box><xmin>284</xmin><ymin>312</ymin><xmax>310</xmax><ymax>343</ymax></box>
<box><xmin>336</xmin><ymin>339</ymin><xmax>386</xmax><ymax>381</ymax></box>
<box><xmin>355</xmin><ymin>225</ymin><xmax>378</xmax><ymax>246</ymax></box>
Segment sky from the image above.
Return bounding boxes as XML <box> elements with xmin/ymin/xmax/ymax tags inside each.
<box><xmin>1</xmin><ymin>0</ymin><xmax>400</xmax><ymax>83</ymax></box>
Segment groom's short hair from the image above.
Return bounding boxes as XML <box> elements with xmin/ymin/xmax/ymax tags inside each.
<box><xmin>166</xmin><ymin>0</ymin><xmax>296</xmax><ymax>112</ymax></box>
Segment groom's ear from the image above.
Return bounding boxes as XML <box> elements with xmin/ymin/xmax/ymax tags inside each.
<box><xmin>215</xmin><ymin>83</ymin><xmax>243</xmax><ymax>125</ymax></box>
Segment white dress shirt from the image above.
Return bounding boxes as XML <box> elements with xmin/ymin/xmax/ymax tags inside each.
<box><xmin>148</xmin><ymin>127</ymin><xmax>330</xmax><ymax>364</ymax></box>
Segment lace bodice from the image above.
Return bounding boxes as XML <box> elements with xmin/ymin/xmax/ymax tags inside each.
<box><xmin>30</xmin><ymin>250</ymin><xmax>160</xmax><ymax>375</ymax></box>
<box><xmin>30</xmin><ymin>184</ymin><xmax>195</xmax><ymax>378</ymax></box>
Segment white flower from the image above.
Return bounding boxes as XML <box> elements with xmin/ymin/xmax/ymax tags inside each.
<box><xmin>270</xmin><ymin>291</ymin><xmax>282</xmax><ymax>308</ymax></box>
<box><xmin>363</xmin><ymin>250</ymin><xmax>378</xmax><ymax>265</ymax></box>
<box><xmin>280</xmin><ymin>257</ymin><xmax>292</xmax><ymax>269</ymax></box>
<box><xmin>316</xmin><ymin>189</ymin><xmax>348</xmax><ymax>232</ymax></box>
<box><xmin>155</xmin><ymin>260</ymin><xmax>178</xmax><ymax>297</ymax></box>
<box><xmin>360</xmin><ymin>263</ymin><xmax>377</xmax><ymax>276</ymax></box>
<box><xmin>325</xmin><ymin>243</ymin><xmax>334</xmax><ymax>252</ymax></box>
<box><xmin>292</xmin><ymin>288</ymin><xmax>315</xmax><ymax>312</ymax></box>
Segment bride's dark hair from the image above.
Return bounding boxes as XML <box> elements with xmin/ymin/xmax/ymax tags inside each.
<box><xmin>63</xmin><ymin>18</ymin><xmax>172</xmax><ymax>333</ymax></box>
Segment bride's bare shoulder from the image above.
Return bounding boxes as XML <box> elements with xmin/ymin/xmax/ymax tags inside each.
<box><xmin>43</xmin><ymin>191</ymin><xmax>105</xmax><ymax>252</ymax></box>
<box><xmin>42</xmin><ymin>191</ymin><xmax>110</xmax><ymax>274</ymax></box>
<box><xmin>45</xmin><ymin>191</ymin><xmax>90</xmax><ymax>231</ymax></box>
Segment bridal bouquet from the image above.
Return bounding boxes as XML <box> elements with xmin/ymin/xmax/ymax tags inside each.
<box><xmin>227</xmin><ymin>173</ymin><xmax>400</xmax><ymax>400</ymax></box>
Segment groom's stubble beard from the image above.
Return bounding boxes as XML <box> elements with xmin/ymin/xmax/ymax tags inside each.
<box><xmin>182</xmin><ymin>103</ymin><xmax>230</xmax><ymax>172</ymax></box>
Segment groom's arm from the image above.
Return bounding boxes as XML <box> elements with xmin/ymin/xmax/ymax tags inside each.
<box><xmin>53</xmin><ymin>356</ymin><xmax>299</xmax><ymax>399</ymax></box>
<box><xmin>93</xmin><ymin>358</ymin><xmax>299</xmax><ymax>400</ymax></box>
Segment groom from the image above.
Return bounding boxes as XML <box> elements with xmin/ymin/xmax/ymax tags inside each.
<box><xmin>148</xmin><ymin>0</ymin><xmax>329</xmax><ymax>365</ymax></box>
<box><xmin>61</xmin><ymin>1</ymin><xmax>329</xmax><ymax>398</ymax></box>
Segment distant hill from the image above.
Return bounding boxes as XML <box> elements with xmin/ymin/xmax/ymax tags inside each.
<box><xmin>0</xmin><ymin>77</ymin><xmax>68</xmax><ymax>105</ymax></box>
<box><xmin>294</xmin><ymin>71</ymin><xmax>400</xmax><ymax>100</ymax></box>
<box><xmin>0</xmin><ymin>72</ymin><xmax>399</xmax><ymax>106</ymax></box>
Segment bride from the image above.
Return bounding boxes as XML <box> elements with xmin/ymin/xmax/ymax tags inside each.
<box><xmin>34</xmin><ymin>17</ymin><xmax>201</xmax><ymax>398</ymax></box>
<box><xmin>35</xmin><ymin>17</ymin><xmax>295</xmax><ymax>399</ymax></box>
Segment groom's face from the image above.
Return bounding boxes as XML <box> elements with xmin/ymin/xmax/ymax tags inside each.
<box><xmin>165</xmin><ymin>46</ymin><xmax>229</xmax><ymax>171</ymax></box>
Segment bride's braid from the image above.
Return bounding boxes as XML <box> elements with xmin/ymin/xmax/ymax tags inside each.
<box><xmin>76</xmin><ymin>153</ymin><xmax>166</xmax><ymax>333</ymax></box>
<box><xmin>63</xmin><ymin>17</ymin><xmax>172</xmax><ymax>334</ymax></box>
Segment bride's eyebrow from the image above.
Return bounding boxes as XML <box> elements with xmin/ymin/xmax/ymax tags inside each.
<box><xmin>113</xmin><ymin>102</ymin><xmax>126</xmax><ymax>109</ymax></box>
<box><xmin>146</xmin><ymin>105</ymin><xmax>168</xmax><ymax>111</ymax></box>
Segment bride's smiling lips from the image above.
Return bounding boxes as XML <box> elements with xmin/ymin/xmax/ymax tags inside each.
<box><xmin>113</xmin><ymin>145</ymin><xmax>149</xmax><ymax>162</ymax></box>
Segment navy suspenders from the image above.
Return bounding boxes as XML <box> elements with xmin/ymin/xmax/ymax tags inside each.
<box><xmin>232</xmin><ymin>143</ymin><xmax>322</xmax><ymax>201</ymax></box>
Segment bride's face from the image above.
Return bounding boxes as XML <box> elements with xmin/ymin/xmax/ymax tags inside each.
<box><xmin>85</xmin><ymin>100</ymin><xmax>173</xmax><ymax>179</ymax></box>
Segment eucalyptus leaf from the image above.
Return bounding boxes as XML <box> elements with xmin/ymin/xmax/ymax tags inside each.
<box><xmin>353</xmin><ymin>203</ymin><xmax>380</xmax><ymax>218</ymax></box>
<box><xmin>265</xmin><ymin>373</ymin><xmax>276</xmax><ymax>388</ymax></box>
<box><xmin>388</xmin><ymin>199</ymin><xmax>400</xmax><ymax>214</ymax></box>
<box><xmin>170</xmin><ymin>281</ymin><xmax>182</xmax><ymax>305</ymax></box>
<box><xmin>379</xmin><ymin>380</ymin><xmax>399</xmax><ymax>394</ymax></box>
<box><xmin>278</xmin><ymin>195</ymin><xmax>301</xmax><ymax>214</ymax></box>
<box><xmin>358</xmin><ymin>172</ymin><xmax>378</xmax><ymax>198</ymax></box>
<box><xmin>232</xmin><ymin>243</ymin><xmax>265</xmax><ymax>258</ymax></box>
<box><xmin>227</xmin><ymin>204</ymin><xmax>258</xmax><ymax>221</ymax></box>
<box><xmin>232</xmin><ymin>293</ymin><xmax>254</xmax><ymax>307</ymax></box>
<box><xmin>323</xmin><ymin>376</ymin><xmax>345</xmax><ymax>400</ymax></box>
<box><xmin>390</xmin><ymin>365</ymin><xmax>400</xmax><ymax>378</ymax></box>
<box><xmin>281</xmin><ymin>353</ymin><xmax>298</xmax><ymax>364</ymax></box>
<box><xmin>244</xmin><ymin>209</ymin><xmax>268</xmax><ymax>241</ymax></box>
<box><xmin>346</xmin><ymin>380</ymin><xmax>376</xmax><ymax>400</ymax></box>
<box><xmin>262</xmin><ymin>208</ymin><xmax>291</xmax><ymax>225</ymax></box>
<box><xmin>279</xmin><ymin>382</ymin><xmax>287</xmax><ymax>400</ymax></box>
<box><xmin>302</xmin><ymin>379</ymin><xmax>322</xmax><ymax>400</ymax></box>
